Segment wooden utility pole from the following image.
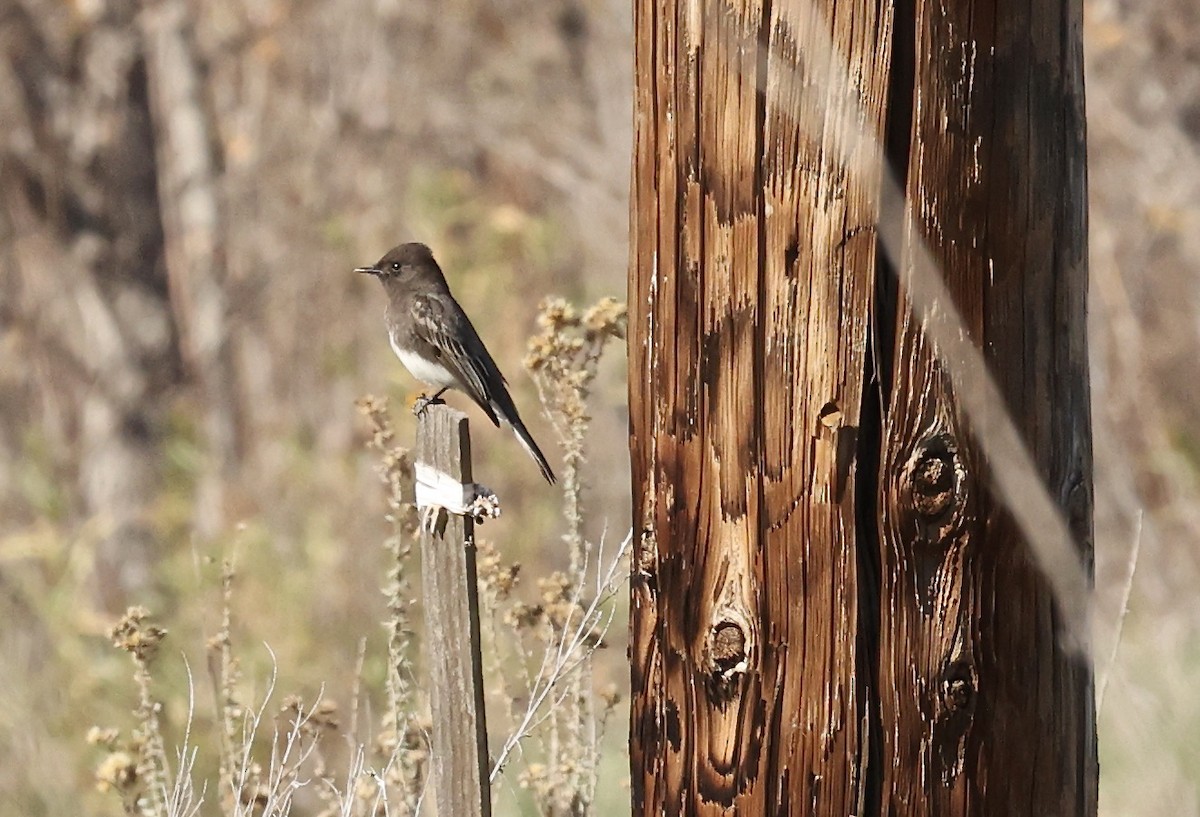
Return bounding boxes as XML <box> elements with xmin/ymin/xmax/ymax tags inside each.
<box><xmin>628</xmin><ymin>0</ymin><xmax>1095</xmax><ymax>814</ymax></box>
<box><xmin>416</xmin><ymin>405</ymin><xmax>492</xmax><ymax>817</ymax></box>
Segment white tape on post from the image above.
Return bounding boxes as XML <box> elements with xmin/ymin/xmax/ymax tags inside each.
<box><xmin>415</xmin><ymin>461</ymin><xmax>502</xmax><ymax>522</ymax></box>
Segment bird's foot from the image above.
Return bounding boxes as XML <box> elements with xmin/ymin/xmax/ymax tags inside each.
<box><xmin>411</xmin><ymin>391</ymin><xmax>446</xmax><ymax>417</ymax></box>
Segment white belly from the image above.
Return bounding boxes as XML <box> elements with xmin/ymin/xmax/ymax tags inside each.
<box><xmin>390</xmin><ymin>333</ymin><xmax>457</xmax><ymax>389</ymax></box>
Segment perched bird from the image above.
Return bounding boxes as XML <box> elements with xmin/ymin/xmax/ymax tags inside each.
<box><xmin>357</xmin><ymin>242</ymin><xmax>556</xmax><ymax>483</ymax></box>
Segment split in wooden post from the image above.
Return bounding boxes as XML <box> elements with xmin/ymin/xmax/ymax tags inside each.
<box><xmin>415</xmin><ymin>404</ymin><xmax>492</xmax><ymax>817</ymax></box>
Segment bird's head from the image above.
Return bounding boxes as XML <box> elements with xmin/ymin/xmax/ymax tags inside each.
<box><xmin>355</xmin><ymin>242</ymin><xmax>438</xmax><ymax>283</ymax></box>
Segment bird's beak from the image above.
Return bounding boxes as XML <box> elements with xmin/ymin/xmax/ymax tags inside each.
<box><xmin>355</xmin><ymin>265</ymin><xmax>380</xmax><ymax>276</ymax></box>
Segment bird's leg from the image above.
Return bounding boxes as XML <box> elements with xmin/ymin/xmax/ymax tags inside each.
<box><xmin>412</xmin><ymin>387</ymin><xmax>449</xmax><ymax>417</ymax></box>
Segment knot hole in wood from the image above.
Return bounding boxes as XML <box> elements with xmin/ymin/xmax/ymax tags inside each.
<box><xmin>709</xmin><ymin>620</ymin><xmax>747</xmax><ymax>680</ymax></box>
<box><xmin>907</xmin><ymin>434</ymin><xmax>962</xmax><ymax>520</ymax></box>
<box><xmin>934</xmin><ymin>659</ymin><xmax>979</xmax><ymax>781</ymax></box>
<box><xmin>939</xmin><ymin>661</ymin><xmax>977</xmax><ymax>715</ymax></box>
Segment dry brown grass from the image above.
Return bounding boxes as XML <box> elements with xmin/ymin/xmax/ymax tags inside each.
<box><xmin>84</xmin><ymin>297</ymin><xmax>630</xmax><ymax>817</ymax></box>
<box><xmin>0</xmin><ymin>1</ymin><xmax>1197</xmax><ymax>814</ymax></box>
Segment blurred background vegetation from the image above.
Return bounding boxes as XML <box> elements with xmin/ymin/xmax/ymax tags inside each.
<box><xmin>0</xmin><ymin>0</ymin><xmax>1198</xmax><ymax>814</ymax></box>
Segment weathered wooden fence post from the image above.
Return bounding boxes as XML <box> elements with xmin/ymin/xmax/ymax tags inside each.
<box><xmin>416</xmin><ymin>404</ymin><xmax>491</xmax><ymax>817</ymax></box>
<box><xmin>628</xmin><ymin>0</ymin><xmax>1095</xmax><ymax>814</ymax></box>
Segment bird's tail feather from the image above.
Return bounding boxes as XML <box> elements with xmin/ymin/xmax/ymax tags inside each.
<box><xmin>505</xmin><ymin>418</ymin><xmax>556</xmax><ymax>484</ymax></box>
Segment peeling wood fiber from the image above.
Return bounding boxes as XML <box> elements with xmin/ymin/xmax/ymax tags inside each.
<box><xmin>628</xmin><ymin>0</ymin><xmax>1095</xmax><ymax>815</ymax></box>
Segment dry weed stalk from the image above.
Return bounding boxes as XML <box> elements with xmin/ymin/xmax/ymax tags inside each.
<box><xmin>200</xmin><ymin>558</ymin><xmax>330</xmax><ymax>815</ymax></box>
<box><xmin>483</xmin><ymin>533</ymin><xmax>631</xmax><ymax>785</ymax></box>
<box><xmin>525</xmin><ymin>296</ymin><xmax>627</xmax><ymax>576</ymax></box>
<box><xmin>91</xmin><ymin>316</ymin><xmax>627</xmax><ymax>817</ymax></box>
<box><xmin>91</xmin><ymin>652</ymin><xmax>205</xmax><ymax>817</ymax></box>
<box><xmin>357</xmin><ymin>394</ymin><xmax>428</xmax><ymax>814</ymax></box>
<box><xmin>207</xmin><ymin>558</ymin><xmax>242</xmax><ymax>807</ymax></box>
<box><xmin>95</xmin><ymin>574</ymin><xmax>415</xmax><ymax>817</ymax></box>
<box><xmin>103</xmin><ymin>606</ymin><xmax>171</xmax><ymax>817</ymax></box>
<box><xmin>1097</xmin><ymin>509</ymin><xmax>1144</xmax><ymax>713</ymax></box>
<box><xmin>205</xmin><ymin>655</ymin><xmax>309</xmax><ymax>816</ymax></box>
<box><xmin>467</xmin><ymin>296</ymin><xmax>629</xmax><ymax>815</ymax></box>
<box><xmin>164</xmin><ymin>662</ymin><xmax>204</xmax><ymax>817</ymax></box>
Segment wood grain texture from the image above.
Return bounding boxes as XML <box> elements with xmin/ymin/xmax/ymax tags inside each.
<box><xmin>628</xmin><ymin>0</ymin><xmax>893</xmax><ymax>812</ymax></box>
<box><xmin>631</xmin><ymin>0</ymin><xmax>1095</xmax><ymax>814</ymax></box>
<box><xmin>416</xmin><ymin>405</ymin><xmax>492</xmax><ymax>817</ymax></box>
<box><xmin>877</xmin><ymin>0</ymin><xmax>1096</xmax><ymax>814</ymax></box>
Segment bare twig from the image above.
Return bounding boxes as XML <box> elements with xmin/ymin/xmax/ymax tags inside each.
<box><xmin>1097</xmin><ymin>510</ymin><xmax>1144</xmax><ymax>712</ymax></box>
<box><xmin>490</xmin><ymin>530</ymin><xmax>631</xmax><ymax>782</ymax></box>
<box><xmin>163</xmin><ymin>658</ymin><xmax>204</xmax><ymax>817</ymax></box>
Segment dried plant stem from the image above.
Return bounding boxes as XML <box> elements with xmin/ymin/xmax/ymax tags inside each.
<box><xmin>518</xmin><ymin>297</ymin><xmax>627</xmax><ymax>814</ymax></box>
<box><xmin>347</xmin><ymin>636</ymin><xmax>368</xmax><ymax>747</ymax></box>
<box><xmin>490</xmin><ymin>531</ymin><xmax>631</xmax><ymax>782</ymax></box>
<box><xmin>109</xmin><ymin>607</ymin><xmax>170</xmax><ymax>817</ymax></box>
<box><xmin>1098</xmin><ymin>509</ymin><xmax>1144</xmax><ymax>712</ymax></box>
<box><xmin>164</xmin><ymin>660</ymin><xmax>204</xmax><ymax>817</ymax></box>
<box><xmin>211</xmin><ymin>559</ymin><xmax>240</xmax><ymax>810</ymax></box>
<box><xmin>133</xmin><ymin>658</ymin><xmax>169</xmax><ymax>817</ymax></box>
<box><xmin>357</xmin><ymin>394</ymin><xmax>425</xmax><ymax>814</ymax></box>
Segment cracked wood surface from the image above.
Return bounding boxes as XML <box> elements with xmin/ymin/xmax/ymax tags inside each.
<box><xmin>629</xmin><ymin>0</ymin><xmax>1095</xmax><ymax>815</ymax></box>
<box><xmin>416</xmin><ymin>405</ymin><xmax>492</xmax><ymax>817</ymax></box>
<box><xmin>629</xmin><ymin>0</ymin><xmax>892</xmax><ymax>812</ymax></box>
<box><xmin>876</xmin><ymin>0</ymin><xmax>1095</xmax><ymax>814</ymax></box>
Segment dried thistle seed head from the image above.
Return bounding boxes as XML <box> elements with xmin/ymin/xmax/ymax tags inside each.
<box><xmin>582</xmin><ymin>296</ymin><xmax>628</xmax><ymax>337</ymax></box>
<box><xmin>278</xmin><ymin>696</ymin><xmax>340</xmax><ymax>734</ymax></box>
<box><xmin>476</xmin><ymin>538</ymin><xmax>501</xmax><ymax>573</ymax></box>
<box><xmin>109</xmin><ymin>607</ymin><xmax>166</xmax><ymax>663</ymax></box>
<box><xmin>503</xmin><ymin>601</ymin><xmax>545</xmax><ymax>629</ymax></box>
<box><xmin>311</xmin><ymin>699</ymin><xmax>340</xmax><ymax>731</ymax></box>
<box><xmin>517</xmin><ymin>762</ymin><xmax>549</xmax><ymax>790</ymax></box>
<box><xmin>537</xmin><ymin>571</ymin><xmax>574</xmax><ymax>603</ymax></box>
<box><xmin>356</xmin><ymin>394</ymin><xmax>386</xmax><ymax>416</ymax></box>
<box><xmin>547</xmin><ymin>599</ymin><xmax>588</xmax><ymax>632</ymax></box>
<box><xmin>356</xmin><ymin>394</ymin><xmax>395</xmax><ymax>446</ymax></box>
<box><xmin>600</xmin><ymin>683</ymin><xmax>623</xmax><ymax>709</ymax></box>
<box><xmin>374</xmin><ymin>726</ymin><xmax>398</xmax><ymax>755</ymax></box>
<box><xmin>476</xmin><ymin>539</ymin><xmax>521</xmax><ymax>601</ymax></box>
<box><xmin>537</xmin><ymin>298</ymin><xmax>579</xmax><ymax>330</ymax></box>
<box><xmin>493</xmin><ymin>563</ymin><xmax>520</xmax><ymax>598</ymax></box>
<box><xmin>86</xmin><ymin>726</ymin><xmax>120</xmax><ymax>748</ymax></box>
<box><xmin>523</xmin><ymin>335</ymin><xmax>555</xmax><ymax>371</ymax></box>
<box><xmin>94</xmin><ymin>751</ymin><xmax>138</xmax><ymax>794</ymax></box>
<box><xmin>126</xmin><ymin>731</ymin><xmax>147</xmax><ymax>754</ymax></box>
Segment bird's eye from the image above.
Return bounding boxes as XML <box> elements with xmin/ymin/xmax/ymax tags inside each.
<box><xmin>390</xmin><ymin>262</ymin><xmax>402</xmax><ymax>272</ymax></box>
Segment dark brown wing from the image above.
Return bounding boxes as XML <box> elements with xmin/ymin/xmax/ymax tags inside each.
<box><xmin>409</xmin><ymin>293</ymin><xmax>507</xmax><ymax>426</ymax></box>
<box><xmin>409</xmin><ymin>292</ymin><xmax>556</xmax><ymax>483</ymax></box>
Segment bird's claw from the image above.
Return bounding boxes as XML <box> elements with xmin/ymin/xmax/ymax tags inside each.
<box><xmin>411</xmin><ymin>392</ymin><xmax>445</xmax><ymax>417</ymax></box>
